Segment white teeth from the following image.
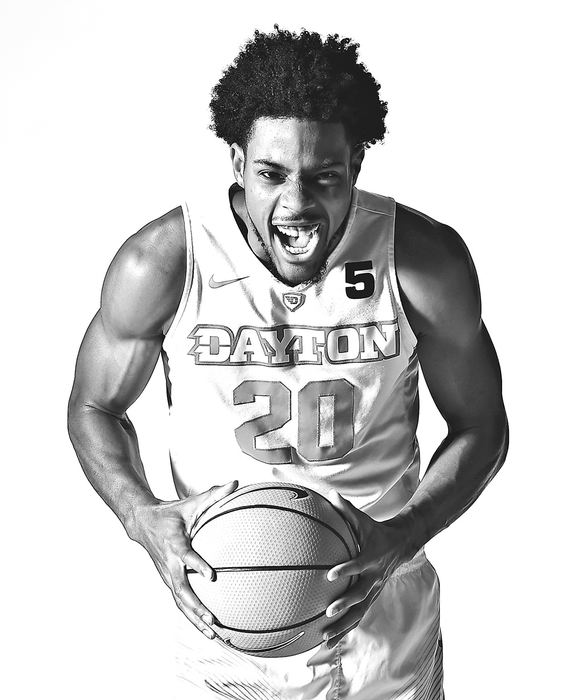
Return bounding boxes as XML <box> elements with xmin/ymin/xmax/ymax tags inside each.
<box><xmin>273</xmin><ymin>224</ymin><xmax>320</xmax><ymax>257</ymax></box>
<box><xmin>283</xmin><ymin>243</ymin><xmax>311</xmax><ymax>254</ymax></box>
<box><xmin>275</xmin><ymin>225</ymin><xmax>319</xmax><ymax>238</ymax></box>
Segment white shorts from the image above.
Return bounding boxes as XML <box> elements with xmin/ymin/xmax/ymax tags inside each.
<box><xmin>173</xmin><ymin>550</ymin><xmax>443</xmax><ymax>700</ymax></box>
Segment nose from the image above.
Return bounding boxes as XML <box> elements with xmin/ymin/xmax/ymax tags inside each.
<box><xmin>278</xmin><ymin>176</ymin><xmax>316</xmax><ymax>217</ymax></box>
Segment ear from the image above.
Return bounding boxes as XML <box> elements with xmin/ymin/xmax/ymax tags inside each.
<box><xmin>230</xmin><ymin>143</ymin><xmax>246</xmax><ymax>187</ymax></box>
<box><xmin>350</xmin><ymin>144</ymin><xmax>365</xmax><ymax>185</ymax></box>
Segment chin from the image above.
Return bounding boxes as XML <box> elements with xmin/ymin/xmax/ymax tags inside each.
<box><xmin>277</xmin><ymin>259</ymin><xmax>323</xmax><ymax>286</ymax></box>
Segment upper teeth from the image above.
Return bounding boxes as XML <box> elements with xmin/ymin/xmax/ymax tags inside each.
<box><xmin>275</xmin><ymin>225</ymin><xmax>319</xmax><ymax>237</ymax></box>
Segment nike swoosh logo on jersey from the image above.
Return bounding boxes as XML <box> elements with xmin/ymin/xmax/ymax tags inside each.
<box><xmin>209</xmin><ymin>275</ymin><xmax>249</xmax><ymax>288</ymax></box>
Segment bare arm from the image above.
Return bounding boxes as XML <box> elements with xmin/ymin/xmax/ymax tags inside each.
<box><xmin>67</xmin><ymin>208</ymin><xmax>237</xmax><ymax>637</ymax></box>
<box><xmin>68</xmin><ymin>208</ymin><xmax>185</xmax><ymax>528</ymax></box>
<box><xmin>321</xmin><ymin>205</ymin><xmax>508</xmax><ymax>648</ymax></box>
<box><xmin>392</xmin><ymin>204</ymin><xmax>509</xmax><ymax>547</ymax></box>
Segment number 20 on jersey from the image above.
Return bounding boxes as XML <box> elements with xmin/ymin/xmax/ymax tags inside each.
<box><xmin>233</xmin><ymin>379</ymin><xmax>355</xmax><ymax>464</ymax></box>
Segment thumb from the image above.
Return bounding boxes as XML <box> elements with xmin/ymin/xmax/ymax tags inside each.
<box><xmin>192</xmin><ymin>480</ymin><xmax>239</xmax><ymax>512</ymax></box>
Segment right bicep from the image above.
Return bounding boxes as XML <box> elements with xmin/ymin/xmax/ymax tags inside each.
<box><xmin>69</xmin><ymin>209</ymin><xmax>185</xmax><ymax>416</ymax></box>
<box><xmin>70</xmin><ymin>311</ymin><xmax>163</xmax><ymax>417</ymax></box>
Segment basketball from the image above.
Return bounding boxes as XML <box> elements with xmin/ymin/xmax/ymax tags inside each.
<box><xmin>188</xmin><ymin>482</ymin><xmax>359</xmax><ymax>657</ymax></box>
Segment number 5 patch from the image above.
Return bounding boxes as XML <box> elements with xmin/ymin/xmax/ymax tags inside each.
<box><xmin>345</xmin><ymin>261</ymin><xmax>375</xmax><ymax>299</ymax></box>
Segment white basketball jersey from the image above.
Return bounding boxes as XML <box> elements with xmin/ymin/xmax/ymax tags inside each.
<box><xmin>162</xmin><ymin>185</ymin><xmax>420</xmax><ymax>520</ymax></box>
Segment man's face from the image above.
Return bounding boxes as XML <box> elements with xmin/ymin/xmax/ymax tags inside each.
<box><xmin>231</xmin><ymin>117</ymin><xmax>363</xmax><ymax>286</ymax></box>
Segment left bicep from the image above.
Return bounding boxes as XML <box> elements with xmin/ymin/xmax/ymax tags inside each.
<box><xmin>410</xmin><ymin>227</ymin><xmax>505</xmax><ymax>432</ymax></box>
<box><xmin>417</xmin><ymin>317</ymin><xmax>505</xmax><ymax>433</ymax></box>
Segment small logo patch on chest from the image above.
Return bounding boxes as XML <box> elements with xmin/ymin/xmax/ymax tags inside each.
<box><xmin>282</xmin><ymin>292</ymin><xmax>306</xmax><ymax>312</ymax></box>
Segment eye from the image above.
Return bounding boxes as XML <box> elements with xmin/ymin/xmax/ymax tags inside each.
<box><xmin>259</xmin><ymin>171</ymin><xmax>286</xmax><ymax>183</ymax></box>
<box><xmin>316</xmin><ymin>172</ymin><xmax>340</xmax><ymax>184</ymax></box>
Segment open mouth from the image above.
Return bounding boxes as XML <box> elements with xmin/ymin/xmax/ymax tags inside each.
<box><xmin>273</xmin><ymin>223</ymin><xmax>320</xmax><ymax>257</ymax></box>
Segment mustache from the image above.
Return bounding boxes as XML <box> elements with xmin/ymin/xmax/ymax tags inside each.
<box><xmin>271</xmin><ymin>220</ymin><xmax>321</xmax><ymax>226</ymax></box>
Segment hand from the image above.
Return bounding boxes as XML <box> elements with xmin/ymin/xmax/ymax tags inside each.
<box><xmin>319</xmin><ymin>490</ymin><xmax>418</xmax><ymax>651</ymax></box>
<box><xmin>127</xmin><ymin>480</ymin><xmax>239</xmax><ymax>640</ymax></box>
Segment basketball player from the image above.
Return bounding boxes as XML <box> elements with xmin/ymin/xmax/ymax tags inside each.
<box><xmin>68</xmin><ymin>28</ymin><xmax>508</xmax><ymax>699</ymax></box>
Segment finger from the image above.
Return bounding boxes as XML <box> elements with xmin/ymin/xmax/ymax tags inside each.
<box><xmin>322</xmin><ymin>603</ymin><xmax>363</xmax><ymax>644</ymax></box>
<box><xmin>326</xmin><ymin>575</ymin><xmax>376</xmax><ymax>617</ymax></box>
<box><xmin>197</xmin><ymin>480</ymin><xmax>240</xmax><ymax>511</ymax></box>
<box><xmin>173</xmin><ymin>597</ymin><xmax>217</xmax><ymax>639</ymax></box>
<box><xmin>171</xmin><ymin>567</ymin><xmax>213</xmax><ymax>619</ymax></box>
<box><xmin>181</xmin><ymin>549</ymin><xmax>216</xmax><ymax>581</ymax></box>
<box><xmin>170</xmin><ymin>567</ymin><xmax>217</xmax><ymax>638</ymax></box>
<box><xmin>327</xmin><ymin>551</ymin><xmax>371</xmax><ymax>581</ymax></box>
<box><xmin>306</xmin><ymin>642</ymin><xmax>337</xmax><ymax>667</ymax></box>
<box><xmin>324</xmin><ymin>620</ymin><xmax>361</xmax><ymax>649</ymax></box>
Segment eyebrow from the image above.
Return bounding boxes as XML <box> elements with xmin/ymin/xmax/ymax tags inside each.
<box><xmin>253</xmin><ymin>159</ymin><xmax>287</xmax><ymax>170</ymax></box>
<box><xmin>253</xmin><ymin>158</ymin><xmax>345</xmax><ymax>170</ymax></box>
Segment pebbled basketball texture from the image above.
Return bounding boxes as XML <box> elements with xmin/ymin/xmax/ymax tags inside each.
<box><xmin>188</xmin><ymin>482</ymin><xmax>360</xmax><ymax>657</ymax></box>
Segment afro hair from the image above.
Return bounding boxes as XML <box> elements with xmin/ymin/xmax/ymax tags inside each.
<box><xmin>210</xmin><ymin>26</ymin><xmax>388</xmax><ymax>149</ymax></box>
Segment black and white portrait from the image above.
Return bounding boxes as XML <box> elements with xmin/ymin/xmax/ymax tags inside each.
<box><xmin>2</xmin><ymin>2</ymin><xmax>566</xmax><ymax>698</ymax></box>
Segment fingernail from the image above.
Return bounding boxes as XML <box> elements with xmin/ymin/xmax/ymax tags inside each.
<box><xmin>322</xmin><ymin>633</ymin><xmax>329</xmax><ymax>642</ymax></box>
<box><xmin>328</xmin><ymin>571</ymin><xmax>338</xmax><ymax>581</ymax></box>
<box><xmin>327</xmin><ymin>606</ymin><xmax>340</xmax><ymax>617</ymax></box>
<box><xmin>201</xmin><ymin>614</ymin><xmax>213</xmax><ymax>625</ymax></box>
<box><xmin>202</xmin><ymin>628</ymin><xmax>215</xmax><ymax>639</ymax></box>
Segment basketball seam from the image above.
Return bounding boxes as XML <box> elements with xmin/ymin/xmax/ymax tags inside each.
<box><xmin>192</xmin><ymin>504</ymin><xmax>355</xmax><ymax>559</ymax></box>
<box><xmin>192</xmin><ymin>565</ymin><xmax>339</xmax><ymax>572</ymax></box>
<box><xmin>216</xmin><ymin>606</ymin><xmax>330</xmax><ymax>634</ymax></box>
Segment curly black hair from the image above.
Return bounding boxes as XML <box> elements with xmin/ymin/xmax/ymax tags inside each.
<box><xmin>210</xmin><ymin>26</ymin><xmax>387</xmax><ymax>149</ymax></box>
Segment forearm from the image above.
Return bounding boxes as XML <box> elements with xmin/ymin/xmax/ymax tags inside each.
<box><xmin>395</xmin><ymin>414</ymin><xmax>509</xmax><ymax>552</ymax></box>
<box><xmin>67</xmin><ymin>400</ymin><xmax>160</xmax><ymax>537</ymax></box>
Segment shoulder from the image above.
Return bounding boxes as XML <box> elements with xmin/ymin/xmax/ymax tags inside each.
<box><xmin>394</xmin><ymin>202</ymin><xmax>481</xmax><ymax>340</ymax></box>
<box><xmin>101</xmin><ymin>206</ymin><xmax>187</xmax><ymax>339</ymax></box>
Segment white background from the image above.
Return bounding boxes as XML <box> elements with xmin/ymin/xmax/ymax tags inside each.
<box><xmin>2</xmin><ymin>1</ymin><xmax>568</xmax><ymax>697</ymax></box>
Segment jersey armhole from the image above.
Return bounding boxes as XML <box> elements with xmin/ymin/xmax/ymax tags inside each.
<box><xmin>388</xmin><ymin>200</ymin><xmax>419</xmax><ymax>349</ymax></box>
<box><xmin>163</xmin><ymin>201</ymin><xmax>194</xmax><ymax>347</ymax></box>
